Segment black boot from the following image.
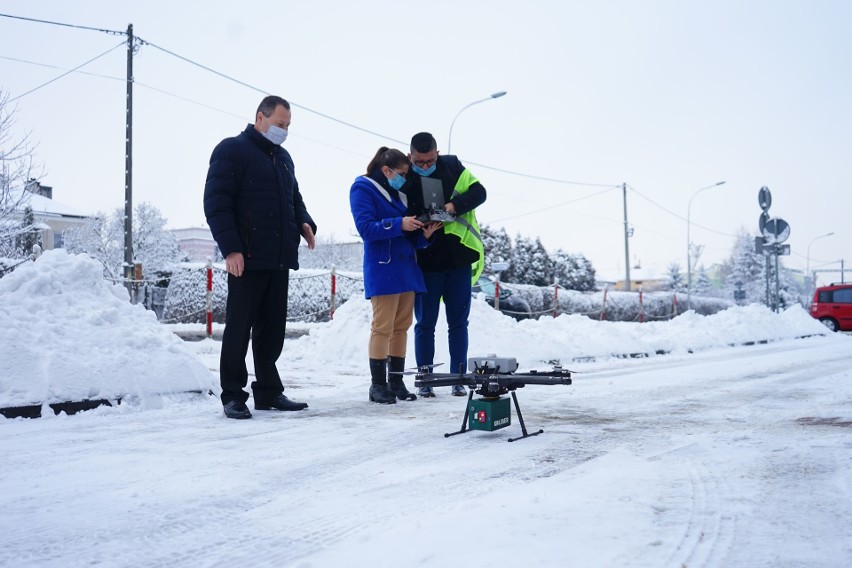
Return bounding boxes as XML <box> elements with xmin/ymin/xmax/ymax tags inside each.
<box><xmin>387</xmin><ymin>356</ymin><xmax>416</xmax><ymax>401</ymax></box>
<box><xmin>368</xmin><ymin>358</ymin><xmax>396</xmax><ymax>404</ymax></box>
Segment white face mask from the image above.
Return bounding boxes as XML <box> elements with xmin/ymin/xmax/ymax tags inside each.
<box><xmin>262</xmin><ymin>124</ymin><xmax>288</xmax><ymax>145</ymax></box>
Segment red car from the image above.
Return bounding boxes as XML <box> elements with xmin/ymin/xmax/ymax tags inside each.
<box><xmin>809</xmin><ymin>283</ymin><xmax>852</xmax><ymax>332</ymax></box>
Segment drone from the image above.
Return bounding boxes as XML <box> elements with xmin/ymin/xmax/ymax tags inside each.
<box><xmin>413</xmin><ymin>355</ymin><xmax>572</xmax><ymax>442</ymax></box>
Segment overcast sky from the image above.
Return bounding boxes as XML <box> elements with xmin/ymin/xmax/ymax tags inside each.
<box><xmin>1</xmin><ymin>0</ymin><xmax>850</xmax><ymax>281</ymax></box>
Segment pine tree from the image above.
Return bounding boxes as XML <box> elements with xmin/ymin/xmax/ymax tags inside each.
<box><xmin>16</xmin><ymin>205</ymin><xmax>41</xmax><ymax>256</ymax></box>
<box><xmin>551</xmin><ymin>250</ymin><xmax>596</xmax><ymax>291</ymax></box>
<box><xmin>480</xmin><ymin>224</ymin><xmax>512</xmax><ymax>273</ymax></box>
<box><xmin>694</xmin><ymin>265</ymin><xmax>713</xmax><ymax>296</ymax></box>
<box><xmin>721</xmin><ymin>230</ymin><xmax>801</xmax><ymax>308</ymax></box>
<box><xmin>666</xmin><ymin>262</ymin><xmax>686</xmax><ymax>292</ymax></box>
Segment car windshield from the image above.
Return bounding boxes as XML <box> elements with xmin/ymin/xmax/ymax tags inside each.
<box><xmin>475</xmin><ymin>277</ymin><xmax>511</xmax><ymax>299</ymax></box>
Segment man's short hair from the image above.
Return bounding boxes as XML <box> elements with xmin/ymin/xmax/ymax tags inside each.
<box><xmin>257</xmin><ymin>95</ymin><xmax>290</xmax><ymax>117</ymax></box>
<box><xmin>410</xmin><ymin>132</ymin><xmax>437</xmax><ymax>153</ymax></box>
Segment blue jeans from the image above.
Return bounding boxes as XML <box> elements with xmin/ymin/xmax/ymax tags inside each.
<box><xmin>414</xmin><ymin>265</ymin><xmax>472</xmax><ymax>374</ymax></box>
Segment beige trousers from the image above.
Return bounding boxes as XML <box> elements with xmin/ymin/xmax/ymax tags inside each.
<box><xmin>369</xmin><ymin>292</ymin><xmax>415</xmax><ymax>360</ymax></box>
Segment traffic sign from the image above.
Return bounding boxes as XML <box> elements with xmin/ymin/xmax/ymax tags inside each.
<box><xmin>758</xmin><ymin>211</ymin><xmax>769</xmax><ymax>233</ymax></box>
<box><xmin>758</xmin><ymin>186</ymin><xmax>772</xmax><ymax>211</ymax></box>
<box><xmin>762</xmin><ymin>218</ymin><xmax>790</xmax><ymax>244</ymax></box>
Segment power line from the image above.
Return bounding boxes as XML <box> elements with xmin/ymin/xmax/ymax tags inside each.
<box><xmin>628</xmin><ymin>184</ymin><xmax>738</xmax><ymax>238</ymax></box>
<box><xmin>0</xmin><ymin>12</ymin><xmax>125</xmax><ymax>35</ymax></box>
<box><xmin>142</xmin><ymin>40</ymin><xmax>408</xmax><ymax>146</ymax></box>
<box><xmin>8</xmin><ymin>41</ymin><xmax>126</xmax><ymax>102</ymax></box>
<box><xmin>466</xmin><ymin>161</ymin><xmax>619</xmax><ymax>188</ymax></box>
<box><xmin>1</xmin><ymin>11</ymin><xmax>619</xmax><ymax>191</ymax></box>
<box><xmin>488</xmin><ymin>186</ymin><xmax>620</xmax><ymax>223</ymax></box>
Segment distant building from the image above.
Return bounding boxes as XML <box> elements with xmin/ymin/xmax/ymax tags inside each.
<box><xmin>603</xmin><ymin>263</ymin><xmax>669</xmax><ymax>292</ymax></box>
<box><xmin>7</xmin><ymin>180</ymin><xmax>90</xmax><ymax>250</ymax></box>
<box><xmin>170</xmin><ymin>226</ymin><xmax>220</xmax><ymax>262</ymax></box>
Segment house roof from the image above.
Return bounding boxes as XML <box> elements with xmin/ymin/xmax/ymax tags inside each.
<box><xmin>13</xmin><ymin>190</ymin><xmax>89</xmax><ymax>219</ymax></box>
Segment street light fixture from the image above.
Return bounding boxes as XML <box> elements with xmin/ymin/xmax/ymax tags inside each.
<box><xmin>806</xmin><ymin>232</ymin><xmax>834</xmax><ymax>293</ymax></box>
<box><xmin>686</xmin><ymin>180</ymin><xmax>726</xmax><ymax>310</ymax></box>
<box><xmin>447</xmin><ymin>91</ymin><xmax>507</xmax><ymax>154</ymax></box>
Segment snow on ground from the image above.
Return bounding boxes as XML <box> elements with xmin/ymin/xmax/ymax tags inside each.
<box><xmin>1</xmin><ymin>249</ymin><xmax>851</xmax><ymax>567</ymax></box>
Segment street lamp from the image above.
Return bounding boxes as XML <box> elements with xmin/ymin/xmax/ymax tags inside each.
<box><xmin>806</xmin><ymin>232</ymin><xmax>834</xmax><ymax>293</ymax></box>
<box><xmin>447</xmin><ymin>91</ymin><xmax>507</xmax><ymax>154</ymax></box>
<box><xmin>686</xmin><ymin>180</ymin><xmax>726</xmax><ymax>310</ymax></box>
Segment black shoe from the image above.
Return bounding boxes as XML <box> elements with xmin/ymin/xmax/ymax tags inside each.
<box><xmin>223</xmin><ymin>400</ymin><xmax>252</xmax><ymax>419</ymax></box>
<box><xmin>451</xmin><ymin>384</ymin><xmax>467</xmax><ymax>397</ymax></box>
<box><xmin>388</xmin><ymin>378</ymin><xmax>417</xmax><ymax>401</ymax></box>
<box><xmin>254</xmin><ymin>394</ymin><xmax>308</xmax><ymax>411</ymax></box>
<box><xmin>417</xmin><ymin>386</ymin><xmax>435</xmax><ymax>398</ymax></box>
<box><xmin>369</xmin><ymin>383</ymin><xmax>397</xmax><ymax>404</ymax></box>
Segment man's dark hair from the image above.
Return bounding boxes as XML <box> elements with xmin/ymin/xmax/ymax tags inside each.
<box><xmin>410</xmin><ymin>132</ymin><xmax>438</xmax><ymax>153</ymax></box>
<box><xmin>257</xmin><ymin>95</ymin><xmax>290</xmax><ymax>117</ymax></box>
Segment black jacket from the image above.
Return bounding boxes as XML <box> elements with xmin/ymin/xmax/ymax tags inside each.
<box><xmin>403</xmin><ymin>155</ymin><xmax>486</xmax><ymax>272</ymax></box>
<box><xmin>203</xmin><ymin>125</ymin><xmax>316</xmax><ymax>271</ymax></box>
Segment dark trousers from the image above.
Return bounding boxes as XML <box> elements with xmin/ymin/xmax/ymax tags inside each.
<box><xmin>414</xmin><ymin>265</ymin><xmax>472</xmax><ymax>375</ymax></box>
<box><xmin>219</xmin><ymin>269</ymin><xmax>289</xmax><ymax>405</ymax></box>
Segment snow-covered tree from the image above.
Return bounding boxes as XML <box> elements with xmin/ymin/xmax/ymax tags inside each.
<box><xmin>1</xmin><ymin>91</ymin><xmax>40</xmax><ymax>258</ymax></box>
<box><xmin>132</xmin><ymin>202</ymin><xmax>180</xmax><ymax>280</ymax></box>
<box><xmin>721</xmin><ymin>230</ymin><xmax>801</xmax><ymax>308</ymax></box>
<box><xmin>666</xmin><ymin>262</ymin><xmax>686</xmax><ymax>292</ymax></box>
<box><xmin>62</xmin><ymin>213</ymin><xmax>123</xmax><ymax>279</ymax></box>
<box><xmin>509</xmin><ymin>235</ymin><xmax>551</xmax><ymax>285</ymax></box>
<box><xmin>480</xmin><ymin>224</ymin><xmax>512</xmax><ymax>272</ymax></box>
<box><xmin>63</xmin><ymin>202</ymin><xmax>180</xmax><ymax>280</ymax></box>
<box><xmin>693</xmin><ymin>265</ymin><xmax>714</xmax><ymax>296</ymax></box>
<box><xmin>551</xmin><ymin>249</ymin><xmax>596</xmax><ymax>291</ymax></box>
<box><xmin>722</xmin><ymin>232</ymin><xmax>768</xmax><ymax>305</ymax></box>
<box><xmin>15</xmin><ymin>205</ymin><xmax>41</xmax><ymax>256</ymax></box>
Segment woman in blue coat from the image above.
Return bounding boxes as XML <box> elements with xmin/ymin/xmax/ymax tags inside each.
<box><xmin>350</xmin><ymin>147</ymin><xmax>440</xmax><ymax>404</ymax></box>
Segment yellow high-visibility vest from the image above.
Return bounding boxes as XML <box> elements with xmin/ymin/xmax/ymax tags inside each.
<box><xmin>446</xmin><ymin>168</ymin><xmax>484</xmax><ymax>284</ymax></box>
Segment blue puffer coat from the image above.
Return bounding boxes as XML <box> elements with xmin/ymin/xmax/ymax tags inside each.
<box><xmin>203</xmin><ymin>125</ymin><xmax>316</xmax><ymax>271</ymax></box>
<box><xmin>350</xmin><ymin>172</ymin><xmax>430</xmax><ymax>298</ymax></box>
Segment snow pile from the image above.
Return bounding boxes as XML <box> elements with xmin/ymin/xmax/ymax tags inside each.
<box><xmin>0</xmin><ymin>250</ymin><xmax>216</xmax><ymax>408</ymax></box>
<box><xmin>290</xmin><ymin>293</ymin><xmax>829</xmax><ymax>369</ymax></box>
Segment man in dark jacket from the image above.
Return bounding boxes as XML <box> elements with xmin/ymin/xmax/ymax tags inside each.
<box><xmin>404</xmin><ymin>132</ymin><xmax>486</xmax><ymax>397</ymax></box>
<box><xmin>204</xmin><ymin>95</ymin><xmax>317</xmax><ymax>419</ymax></box>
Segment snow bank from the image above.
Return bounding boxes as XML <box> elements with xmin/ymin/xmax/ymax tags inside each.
<box><xmin>289</xmin><ymin>294</ymin><xmax>830</xmax><ymax>370</ymax></box>
<box><xmin>0</xmin><ymin>250</ymin><xmax>216</xmax><ymax>408</ymax></box>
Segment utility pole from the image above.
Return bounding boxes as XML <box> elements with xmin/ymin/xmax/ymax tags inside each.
<box><xmin>123</xmin><ymin>23</ymin><xmax>134</xmax><ymax>286</ymax></box>
<box><xmin>622</xmin><ymin>183</ymin><xmax>631</xmax><ymax>291</ymax></box>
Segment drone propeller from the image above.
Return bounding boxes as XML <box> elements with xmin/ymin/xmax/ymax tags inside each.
<box><xmin>400</xmin><ymin>363</ymin><xmax>446</xmax><ymax>375</ymax></box>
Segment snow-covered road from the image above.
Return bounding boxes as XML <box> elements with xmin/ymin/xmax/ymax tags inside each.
<box><xmin>2</xmin><ymin>335</ymin><xmax>850</xmax><ymax>567</ymax></box>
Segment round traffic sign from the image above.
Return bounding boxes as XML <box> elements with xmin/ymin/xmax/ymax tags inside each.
<box><xmin>762</xmin><ymin>217</ymin><xmax>790</xmax><ymax>244</ymax></box>
<box><xmin>758</xmin><ymin>186</ymin><xmax>772</xmax><ymax>211</ymax></box>
<box><xmin>758</xmin><ymin>211</ymin><xmax>770</xmax><ymax>233</ymax></box>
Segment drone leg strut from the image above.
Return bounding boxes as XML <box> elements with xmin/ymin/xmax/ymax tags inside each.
<box><xmin>444</xmin><ymin>388</ymin><xmax>475</xmax><ymax>438</ymax></box>
<box><xmin>507</xmin><ymin>391</ymin><xmax>544</xmax><ymax>442</ymax></box>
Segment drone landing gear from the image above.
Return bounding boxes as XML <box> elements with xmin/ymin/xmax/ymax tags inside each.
<box><xmin>507</xmin><ymin>391</ymin><xmax>544</xmax><ymax>443</ymax></box>
<box><xmin>444</xmin><ymin>390</ymin><xmax>543</xmax><ymax>443</ymax></box>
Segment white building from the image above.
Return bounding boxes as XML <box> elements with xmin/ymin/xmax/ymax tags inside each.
<box><xmin>6</xmin><ymin>180</ymin><xmax>89</xmax><ymax>250</ymax></box>
<box><xmin>170</xmin><ymin>226</ymin><xmax>220</xmax><ymax>262</ymax></box>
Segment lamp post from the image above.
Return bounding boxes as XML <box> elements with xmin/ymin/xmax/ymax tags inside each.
<box><xmin>686</xmin><ymin>180</ymin><xmax>726</xmax><ymax>310</ymax></box>
<box><xmin>447</xmin><ymin>91</ymin><xmax>507</xmax><ymax>154</ymax></box>
<box><xmin>806</xmin><ymin>232</ymin><xmax>834</xmax><ymax>293</ymax></box>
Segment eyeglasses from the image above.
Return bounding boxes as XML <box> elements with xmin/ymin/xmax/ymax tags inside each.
<box><xmin>412</xmin><ymin>157</ymin><xmax>437</xmax><ymax>169</ymax></box>
<box><xmin>387</xmin><ymin>168</ymin><xmax>407</xmax><ymax>178</ymax></box>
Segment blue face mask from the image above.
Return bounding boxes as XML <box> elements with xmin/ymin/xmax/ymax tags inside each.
<box><xmin>412</xmin><ymin>163</ymin><xmax>436</xmax><ymax>176</ymax></box>
<box><xmin>387</xmin><ymin>170</ymin><xmax>406</xmax><ymax>191</ymax></box>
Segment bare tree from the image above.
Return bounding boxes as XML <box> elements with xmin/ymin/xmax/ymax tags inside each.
<box><xmin>1</xmin><ymin>90</ymin><xmax>41</xmax><ymax>257</ymax></box>
<box><xmin>63</xmin><ymin>202</ymin><xmax>180</xmax><ymax>280</ymax></box>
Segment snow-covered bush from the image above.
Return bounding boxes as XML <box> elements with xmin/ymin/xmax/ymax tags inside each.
<box><xmin>501</xmin><ymin>282</ymin><xmax>732</xmax><ymax>321</ymax></box>
<box><xmin>161</xmin><ymin>265</ymin><xmax>364</xmax><ymax>324</ymax></box>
